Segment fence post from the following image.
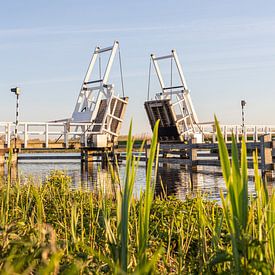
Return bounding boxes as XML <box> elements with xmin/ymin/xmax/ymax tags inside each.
<box><xmin>212</xmin><ymin>125</ymin><xmax>216</xmax><ymax>143</ymax></box>
<box><xmin>235</xmin><ymin>126</ymin><xmax>239</xmax><ymax>143</ymax></box>
<box><xmin>24</xmin><ymin>123</ymin><xmax>28</xmax><ymax>148</ymax></box>
<box><xmin>45</xmin><ymin>124</ymin><xmax>49</xmax><ymax>148</ymax></box>
<box><xmin>6</xmin><ymin>123</ymin><xmax>11</xmax><ymax>148</ymax></box>
<box><xmin>254</xmin><ymin>126</ymin><xmax>258</xmax><ymax>142</ymax></box>
<box><xmin>244</xmin><ymin>126</ymin><xmax>247</xmax><ymax>142</ymax></box>
<box><xmin>260</xmin><ymin>134</ymin><xmax>272</xmax><ymax>178</ymax></box>
<box><xmin>224</xmin><ymin>125</ymin><xmax>228</xmax><ymax>142</ymax></box>
<box><xmin>84</xmin><ymin>125</ymin><xmax>88</xmax><ymax>147</ymax></box>
<box><xmin>64</xmin><ymin>123</ymin><xmax>69</xmax><ymax>149</ymax></box>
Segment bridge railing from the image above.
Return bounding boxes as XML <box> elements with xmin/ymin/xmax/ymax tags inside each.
<box><xmin>0</xmin><ymin>121</ymin><xmax>95</xmax><ymax>148</ymax></box>
<box><xmin>197</xmin><ymin>124</ymin><xmax>275</xmax><ymax>143</ymax></box>
<box><xmin>1</xmin><ymin>121</ymin><xmax>275</xmax><ymax>149</ymax></box>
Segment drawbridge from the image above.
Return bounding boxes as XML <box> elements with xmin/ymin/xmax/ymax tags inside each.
<box><xmin>0</xmin><ymin>41</ymin><xmax>128</xmax><ymax>149</ymax></box>
<box><xmin>145</xmin><ymin>49</ymin><xmax>200</xmax><ymax>142</ymax></box>
<box><xmin>1</xmin><ymin>44</ymin><xmax>275</xmax><ymax>150</ymax></box>
<box><xmin>71</xmin><ymin>40</ymin><xmax>128</xmax><ymax>147</ymax></box>
<box><xmin>144</xmin><ymin>49</ymin><xmax>275</xmax><ymax>143</ymax></box>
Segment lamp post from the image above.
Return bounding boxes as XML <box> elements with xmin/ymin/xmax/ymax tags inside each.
<box><xmin>241</xmin><ymin>99</ymin><xmax>246</xmax><ymax>134</ymax></box>
<box><xmin>11</xmin><ymin>87</ymin><xmax>21</xmax><ymax>152</ymax></box>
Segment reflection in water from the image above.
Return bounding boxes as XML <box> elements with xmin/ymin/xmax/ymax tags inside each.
<box><xmin>0</xmin><ymin>164</ymin><xmax>18</xmax><ymax>182</ymax></box>
<box><xmin>155</xmin><ymin>163</ymin><xmax>227</xmax><ymax>200</ymax></box>
<box><xmin>80</xmin><ymin>161</ymin><xmax>118</xmax><ymax>194</ymax></box>
<box><xmin>0</xmin><ymin>158</ymin><xmax>273</xmax><ymax>201</ymax></box>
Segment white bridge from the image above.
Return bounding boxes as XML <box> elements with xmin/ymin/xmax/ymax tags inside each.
<box><xmin>144</xmin><ymin>49</ymin><xmax>275</xmax><ymax>143</ymax></box>
<box><xmin>1</xmin><ymin>41</ymin><xmax>128</xmax><ymax>150</ymax></box>
<box><xmin>1</xmin><ymin>43</ymin><xmax>274</xmax><ymax>150</ymax></box>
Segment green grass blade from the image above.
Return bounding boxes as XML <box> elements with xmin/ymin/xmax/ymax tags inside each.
<box><xmin>214</xmin><ymin>116</ymin><xmax>231</xmax><ymax>187</ymax></box>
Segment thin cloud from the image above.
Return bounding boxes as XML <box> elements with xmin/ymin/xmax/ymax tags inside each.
<box><xmin>0</xmin><ymin>25</ymin><xmax>172</xmax><ymax>37</ymax></box>
<box><xmin>0</xmin><ymin>17</ymin><xmax>274</xmax><ymax>38</ymax></box>
<box><xmin>0</xmin><ymin>76</ymin><xmax>81</xmax><ymax>88</ymax></box>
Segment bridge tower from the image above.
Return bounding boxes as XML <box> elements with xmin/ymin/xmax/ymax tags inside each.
<box><xmin>72</xmin><ymin>41</ymin><xmax>128</xmax><ymax>147</ymax></box>
<box><xmin>145</xmin><ymin>49</ymin><xmax>199</xmax><ymax>142</ymax></box>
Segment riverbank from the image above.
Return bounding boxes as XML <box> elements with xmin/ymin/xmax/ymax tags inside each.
<box><xmin>0</xmin><ymin>172</ymin><xmax>222</xmax><ymax>273</ymax></box>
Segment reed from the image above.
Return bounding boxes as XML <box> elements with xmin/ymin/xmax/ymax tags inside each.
<box><xmin>0</xmin><ymin>118</ymin><xmax>275</xmax><ymax>274</ymax></box>
<box><xmin>213</xmin><ymin>115</ymin><xmax>275</xmax><ymax>273</ymax></box>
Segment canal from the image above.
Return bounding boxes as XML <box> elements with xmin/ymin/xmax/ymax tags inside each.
<box><xmin>0</xmin><ymin>152</ymin><xmax>271</xmax><ymax>201</ymax></box>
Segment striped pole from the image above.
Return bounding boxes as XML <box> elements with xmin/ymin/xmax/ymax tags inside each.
<box><xmin>11</xmin><ymin>87</ymin><xmax>21</xmax><ymax>152</ymax></box>
<box><xmin>241</xmin><ymin>100</ymin><xmax>246</xmax><ymax>135</ymax></box>
<box><xmin>14</xmin><ymin>93</ymin><xmax>19</xmax><ymax>151</ymax></box>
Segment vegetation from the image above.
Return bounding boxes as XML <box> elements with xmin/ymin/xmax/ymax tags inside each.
<box><xmin>0</xmin><ymin>118</ymin><xmax>275</xmax><ymax>274</ymax></box>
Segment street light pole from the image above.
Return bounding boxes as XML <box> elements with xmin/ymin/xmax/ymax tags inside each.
<box><xmin>11</xmin><ymin>87</ymin><xmax>21</xmax><ymax>152</ymax></box>
<box><xmin>241</xmin><ymin>99</ymin><xmax>246</xmax><ymax>134</ymax></box>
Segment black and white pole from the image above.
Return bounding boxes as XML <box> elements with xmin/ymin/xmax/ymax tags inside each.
<box><xmin>11</xmin><ymin>87</ymin><xmax>21</xmax><ymax>152</ymax></box>
<box><xmin>241</xmin><ymin>100</ymin><xmax>246</xmax><ymax>134</ymax></box>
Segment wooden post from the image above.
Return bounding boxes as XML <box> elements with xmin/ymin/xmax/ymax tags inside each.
<box><xmin>0</xmin><ymin>149</ymin><xmax>5</xmax><ymax>168</ymax></box>
<box><xmin>0</xmin><ymin>164</ymin><xmax>4</xmax><ymax>177</ymax></box>
<box><xmin>101</xmin><ymin>150</ymin><xmax>108</xmax><ymax>169</ymax></box>
<box><xmin>188</xmin><ymin>138</ymin><xmax>197</xmax><ymax>172</ymax></box>
<box><xmin>260</xmin><ymin>134</ymin><xmax>272</xmax><ymax>178</ymax></box>
<box><xmin>11</xmin><ymin>152</ymin><xmax>18</xmax><ymax>166</ymax></box>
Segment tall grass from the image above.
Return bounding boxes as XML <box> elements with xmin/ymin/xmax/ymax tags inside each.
<box><xmin>1</xmin><ymin>118</ymin><xmax>275</xmax><ymax>274</ymax></box>
<box><xmin>214</xmin><ymin>115</ymin><xmax>275</xmax><ymax>273</ymax></box>
<box><xmin>101</xmin><ymin>120</ymin><xmax>161</xmax><ymax>274</ymax></box>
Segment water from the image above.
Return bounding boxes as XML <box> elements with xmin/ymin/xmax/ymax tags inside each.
<box><xmin>1</xmin><ymin>152</ymin><xmax>271</xmax><ymax>201</ymax></box>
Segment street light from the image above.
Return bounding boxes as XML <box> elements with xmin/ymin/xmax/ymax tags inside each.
<box><xmin>241</xmin><ymin>99</ymin><xmax>246</xmax><ymax>134</ymax></box>
<box><xmin>11</xmin><ymin>87</ymin><xmax>21</xmax><ymax>152</ymax></box>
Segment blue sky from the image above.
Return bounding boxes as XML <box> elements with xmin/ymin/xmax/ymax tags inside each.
<box><xmin>0</xmin><ymin>1</ymin><xmax>275</xmax><ymax>134</ymax></box>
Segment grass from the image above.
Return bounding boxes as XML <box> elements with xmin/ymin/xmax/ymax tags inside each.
<box><xmin>0</xmin><ymin>118</ymin><xmax>275</xmax><ymax>274</ymax></box>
